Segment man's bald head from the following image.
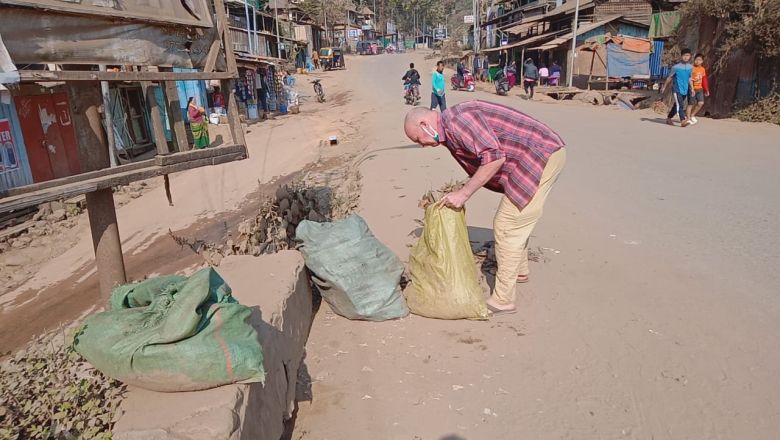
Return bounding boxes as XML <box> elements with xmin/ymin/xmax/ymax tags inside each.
<box><xmin>404</xmin><ymin>108</ymin><xmax>441</xmax><ymax>147</ymax></box>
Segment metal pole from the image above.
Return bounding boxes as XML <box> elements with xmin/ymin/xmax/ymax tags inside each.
<box><xmin>567</xmin><ymin>0</ymin><xmax>580</xmax><ymax>88</ymax></box>
<box><xmin>98</xmin><ymin>65</ymin><xmax>117</xmax><ymax>168</ymax></box>
<box><xmin>275</xmin><ymin>0</ymin><xmax>282</xmax><ymax>57</ymax></box>
<box><xmin>253</xmin><ymin>6</ymin><xmax>258</xmax><ymax>55</ymax></box>
<box><xmin>474</xmin><ymin>0</ymin><xmax>482</xmax><ymax>53</ymax></box>
<box><xmin>244</xmin><ymin>0</ymin><xmax>253</xmax><ymax>54</ymax></box>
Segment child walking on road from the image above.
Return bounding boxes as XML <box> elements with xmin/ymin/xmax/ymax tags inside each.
<box><xmin>663</xmin><ymin>48</ymin><xmax>694</xmax><ymax>127</ymax></box>
<box><xmin>431</xmin><ymin>61</ymin><xmax>447</xmax><ymax>112</ymax></box>
<box><xmin>687</xmin><ymin>53</ymin><xmax>710</xmax><ymax>125</ymax></box>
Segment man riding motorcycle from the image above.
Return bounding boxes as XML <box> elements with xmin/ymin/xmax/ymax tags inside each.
<box><xmin>402</xmin><ymin>63</ymin><xmax>421</xmax><ymax>100</ymax></box>
<box><xmin>456</xmin><ymin>57</ymin><xmax>466</xmax><ymax>87</ymax></box>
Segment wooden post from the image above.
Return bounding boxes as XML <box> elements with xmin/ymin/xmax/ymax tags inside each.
<box><xmin>162</xmin><ymin>80</ymin><xmax>190</xmax><ymax>152</ymax></box>
<box><xmin>587</xmin><ymin>50</ymin><xmax>596</xmax><ymax>90</ymax></box>
<box><xmin>605</xmin><ymin>48</ymin><xmax>609</xmax><ymax>91</ymax></box>
<box><xmin>141</xmin><ymin>81</ymin><xmax>170</xmax><ymax>155</ymax></box>
<box><xmin>520</xmin><ymin>46</ymin><xmax>525</xmax><ymax>82</ymax></box>
<box><xmin>221</xmin><ymin>79</ymin><xmax>246</xmax><ymax>147</ymax></box>
<box><xmin>85</xmin><ymin>188</ymin><xmax>127</xmax><ymax>298</ymax></box>
<box><xmin>142</xmin><ymin>80</ymin><xmax>174</xmax><ymax>206</ymax></box>
<box><xmin>66</xmin><ymin>81</ymin><xmax>127</xmax><ymax>300</ymax></box>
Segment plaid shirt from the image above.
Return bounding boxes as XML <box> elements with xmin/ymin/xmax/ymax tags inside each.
<box><xmin>439</xmin><ymin>101</ymin><xmax>565</xmax><ymax>209</ymax></box>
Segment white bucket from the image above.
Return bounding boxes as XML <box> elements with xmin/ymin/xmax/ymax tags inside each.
<box><xmin>247</xmin><ymin>104</ymin><xmax>259</xmax><ymax>120</ymax></box>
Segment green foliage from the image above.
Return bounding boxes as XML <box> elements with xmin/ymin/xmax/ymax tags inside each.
<box><xmin>0</xmin><ymin>332</ymin><xmax>126</xmax><ymax>440</ymax></box>
<box><xmin>681</xmin><ymin>0</ymin><xmax>780</xmax><ymax>60</ymax></box>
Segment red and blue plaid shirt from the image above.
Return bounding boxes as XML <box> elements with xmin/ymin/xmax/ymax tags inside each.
<box><xmin>439</xmin><ymin>100</ymin><xmax>565</xmax><ymax>209</ymax></box>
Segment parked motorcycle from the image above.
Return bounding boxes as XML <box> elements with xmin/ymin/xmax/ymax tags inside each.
<box><xmin>451</xmin><ymin>69</ymin><xmax>476</xmax><ymax>92</ymax></box>
<box><xmin>404</xmin><ymin>83</ymin><xmax>420</xmax><ymax>105</ymax></box>
<box><xmin>312</xmin><ymin>79</ymin><xmax>325</xmax><ymax>103</ymax></box>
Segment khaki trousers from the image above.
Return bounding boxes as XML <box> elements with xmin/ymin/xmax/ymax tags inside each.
<box><xmin>492</xmin><ymin>148</ymin><xmax>567</xmax><ymax>305</ymax></box>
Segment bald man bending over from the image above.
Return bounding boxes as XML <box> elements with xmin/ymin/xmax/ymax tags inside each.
<box><xmin>404</xmin><ymin>101</ymin><xmax>566</xmax><ymax>315</ymax></box>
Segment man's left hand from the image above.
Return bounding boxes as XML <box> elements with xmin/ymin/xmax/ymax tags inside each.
<box><xmin>441</xmin><ymin>190</ymin><xmax>470</xmax><ymax>209</ymax></box>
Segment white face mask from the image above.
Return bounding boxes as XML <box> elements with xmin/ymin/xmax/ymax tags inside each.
<box><xmin>421</xmin><ymin>125</ymin><xmax>440</xmax><ymax>143</ymax></box>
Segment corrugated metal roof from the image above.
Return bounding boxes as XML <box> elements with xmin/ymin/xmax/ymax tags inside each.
<box><xmin>1</xmin><ymin>0</ymin><xmax>214</xmax><ymax>28</ymax></box>
<box><xmin>482</xmin><ymin>29</ymin><xmax>559</xmax><ymax>53</ymax></box>
<box><xmin>528</xmin><ymin>15</ymin><xmax>621</xmax><ymax>50</ymax></box>
<box><xmin>0</xmin><ymin>100</ymin><xmax>33</xmax><ymax>192</ymax></box>
<box><xmin>505</xmin><ymin>0</ymin><xmax>596</xmax><ymax>35</ymax></box>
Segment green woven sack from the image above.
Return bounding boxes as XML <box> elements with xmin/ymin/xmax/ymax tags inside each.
<box><xmin>296</xmin><ymin>215</ymin><xmax>409</xmax><ymax>321</ymax></box>
<box><xmin>74</xmin><ymin>267</ymin><xmax>264</xmax><ymax>392</ymax></box>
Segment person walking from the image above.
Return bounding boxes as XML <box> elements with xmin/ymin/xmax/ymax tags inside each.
<box><xmin>403</xmin><ymin>101</ymin><xmax>566</xmax><ymax>315</ymax></box>
<box><xmin>312</xmin><ymin>50</ymin><xmax>320</xmax><ymax>70</ymax></box>
<box><xmin>662</xmin><ymin>48</ymin><xmax>694</xmax><ymax>127</ymax></box>
<box><xmin>473</xmin><ymin>54</ymin><xmax>482</xmax><ymax>83</ymax></box>
<box><xmin>187</xmin><ymin>97</ymin><xmax>210</xmax><ymax>149</ymax></box>
<box><xmin>522</xmin><ymin>58</ymin><xmax>539</xmax><ymax>99</ymax></box>
<box><xmin>687</xmin><ymin>53</ymin><xmax>710</xmax><ymax>125</ymax></box>
<box><xmin>430</xmin><ymin>61</ymin><xmax>447</xmax><ymax>112</ymax></box>
<box><xmin>482</xmin><ymin>56</ymin><xmax>490</xmax><ymax>82</ymax></box>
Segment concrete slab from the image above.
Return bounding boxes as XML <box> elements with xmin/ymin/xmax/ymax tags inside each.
<box><xmin>113</xmin><ymin>250</ymin><xmax>313</xmax><ymax>440</ymax></box>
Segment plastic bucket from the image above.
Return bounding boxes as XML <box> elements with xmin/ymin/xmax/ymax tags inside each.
<box><xmin>247</xmin><ymin>104</ymin><xmax>259</xmax><ymax>119</ymax></box>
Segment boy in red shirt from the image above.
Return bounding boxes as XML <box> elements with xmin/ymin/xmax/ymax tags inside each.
<box><xmin>688</xmin><ymin>53</ymin><xmax>710</xmax><ymax>125</ymax></box>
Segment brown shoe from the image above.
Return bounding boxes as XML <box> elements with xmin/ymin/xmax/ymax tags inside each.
<box><xmin>681</xmin><ymin>120</ymin><xmax>691</xmax><ymax>127</ymax></box>
<box><xmin>666</xmin><ymin>118</ymin><xmax>675</xmax><ymax>126</ymax></box>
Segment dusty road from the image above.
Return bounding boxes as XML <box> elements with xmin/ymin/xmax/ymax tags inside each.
<box><xmin>292</xmin><ymin>52</ymin><xmax>780</xmax><ymax>439</ymax></box>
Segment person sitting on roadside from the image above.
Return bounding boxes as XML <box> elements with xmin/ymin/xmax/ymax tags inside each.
<box><xmin>403</xmin><ymin>101</ymin><xmax>567</xmax><ymax>315</ymax></box>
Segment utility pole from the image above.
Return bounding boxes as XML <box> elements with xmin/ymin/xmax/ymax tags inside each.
<box><xmin>567</xmin><ymin>0</ymin><xmax>580</xmax><ymax>88</ymax></box>
<box><xmin>274</xmin><ymin>0</ymin><xmax>282</xmax><ymax>58</ymax></box>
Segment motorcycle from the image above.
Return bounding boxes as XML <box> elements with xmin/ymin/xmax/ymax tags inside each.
<box><xmin>451</xmin><ymin>69</ymin><xmax>476</xmax><ymax>92</ymax></box>
<box><xmin>494</xmin><ymin>68</ymin><xmax>516</xmax><ymax>96</ymax></box>
<box><xmin>404</xmin><ymin>83</ymin><xmax>420</xmax><ymax>105</ymax></box>
<box><xmin>312</xmin><ymin>79</ymin><xmax>325</xmax><ymax>103</ymax></box>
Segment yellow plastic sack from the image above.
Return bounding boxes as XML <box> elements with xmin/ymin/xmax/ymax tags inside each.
<box><xmin>406</xmin><ymin>202</ymin><xmax>489</xmax><ymax>320</ymax></box>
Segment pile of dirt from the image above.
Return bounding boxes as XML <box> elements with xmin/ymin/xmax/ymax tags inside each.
<box><xmin>171</xmin><ymin>163</ymin><xmax>362</xmax><ymax>265</ymax></box>
<box><xmin>733</xmin><ymin>92</ymin><xmax>780</xmax><ymax>125</ymax></box>
<box><xmin>0</xmin><ymin>329</ymin><xmax>126</xmax><ymax>439</ymax></box>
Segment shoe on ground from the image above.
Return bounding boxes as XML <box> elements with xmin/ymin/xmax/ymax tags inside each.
<box><xmin>681</xmin><ymin>120</ymin><xmax>691</xmax><ymax>127</ymax></box>
<box><xmin>691</xmin><ymin>117</ymin><xmax>698</xmax><ymax>124</ymax></box>
<box><xmin>666</xmin><ymin>118</ymin><xmax>675</xmax><ymax>126</ymax></box>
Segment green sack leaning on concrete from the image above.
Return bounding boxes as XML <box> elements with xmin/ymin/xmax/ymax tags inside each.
<box><xmin>296</xmin><ymin>214</ymin><xmax>409</xmax><ymax>321</ymax></box>
<box><xmin>74</xmin><ymin>267</ymin><xmax>265</xmax><ymax>392</ymax></box>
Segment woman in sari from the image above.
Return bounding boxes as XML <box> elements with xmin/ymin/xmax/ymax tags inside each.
<box><xmin>187</xmin><ymin>97</ymin><xmax>209</xmax><ymax>149</ymax></box>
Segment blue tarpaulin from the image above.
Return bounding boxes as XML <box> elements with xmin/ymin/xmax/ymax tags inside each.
<box><xmin>607</xmin><ymin>43</ymin><xmax>650</xmax><ymax>78</ymax></box>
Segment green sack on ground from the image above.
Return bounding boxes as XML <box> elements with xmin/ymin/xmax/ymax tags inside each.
<box><xmin>406</xmin><ymin>203</ymin><xmax>489</xmax><ymax>320</ymax></box>
<box><xmin>74</xmin><ymin>267</ymin><xmax>265</xmax><ymax>392</ymax></box>
<box><xmin>296</xmin><ymin>215</ymin><xmax>409</xmax><ymax>321</ymax></box>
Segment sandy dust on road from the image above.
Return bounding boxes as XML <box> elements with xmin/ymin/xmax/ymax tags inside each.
<box><xmin>291</xmin><ymin>52</ymin><xmax>780</xmax><ymax>440</ymax></box>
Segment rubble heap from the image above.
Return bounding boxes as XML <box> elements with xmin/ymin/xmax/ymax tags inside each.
<box><xmin>173</xmin><ymin>165</ymin><xmax>362</xmax><ymax>266</ymax></box>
